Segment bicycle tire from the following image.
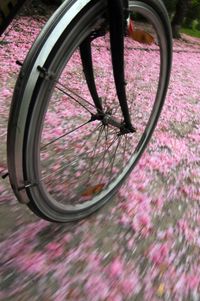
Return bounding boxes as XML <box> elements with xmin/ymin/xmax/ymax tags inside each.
<box><xmin>7</xmin><ymin>0</ymin><xmax>172</xmax><ymax>222</ymax></box>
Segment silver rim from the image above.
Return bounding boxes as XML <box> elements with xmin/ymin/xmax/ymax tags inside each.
<box><xmin>9</xmin><ymin>1</ymin><xmax>170</xmax><ymax>221</ymax></box>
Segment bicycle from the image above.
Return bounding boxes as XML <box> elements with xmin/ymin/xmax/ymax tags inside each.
<box><xmin>1</xmin><ymin>0</ymin><xmax>172</xmax><ymax>222</ymax></box>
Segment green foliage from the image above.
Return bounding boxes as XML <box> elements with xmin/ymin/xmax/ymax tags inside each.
<box><xmin>184</xmin><ymin>0</ymin><xmax>200</xmax><ymax>28</ymax></box>
<box><xmin>164</xmin><ymin>0</ymin><xmax>200</xmax><ymax>34</ymax></box>
<box><xmin>163</xmin><ymin>0</ymin><xmax>200</xmax><ymax>21</ymax></box>
<box><xmin>181</xmin><ymin>27</ymin><xmax>200</xmax><ymax>38</ymax></box>
<box><xmin>196</xmin><ymin>21</ymin><xmax>200</xmax><ymax>31</ymax></box>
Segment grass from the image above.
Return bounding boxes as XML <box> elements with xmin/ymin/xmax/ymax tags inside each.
<box><xmin>181</xmin><ymin>27</ymin><xmax>200</xmax><ymax>39</ymax></box>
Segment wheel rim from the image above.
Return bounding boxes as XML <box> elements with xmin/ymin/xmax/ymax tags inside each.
<box><xmin>26</xmin><ymin>2</ymin><xmax>168</xmax><ymax>215</ymax></box>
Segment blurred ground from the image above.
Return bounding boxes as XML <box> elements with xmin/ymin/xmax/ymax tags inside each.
<box><xmin>0</xmin><ymin>3</ymin><xmax>200</xmax><ymax>301</ymax></box>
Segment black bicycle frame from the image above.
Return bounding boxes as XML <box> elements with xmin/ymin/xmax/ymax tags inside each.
<box><xmin>80</xmin><ymin>0</ymin><xmax>135</xmax><ymax>133</ymax></box>
<box><xmin>108</xmin><ymin>0</ymin><xmax>135</xmax><ymax>132</ymax></box>
<box><xmin>0</xmin><ymin>0</ymin><xmax>28</xmax><ymax>36</ymax></box>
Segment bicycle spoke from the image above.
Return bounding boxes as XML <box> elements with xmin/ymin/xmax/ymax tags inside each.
<box><xmin>55</xmin><ymin>83</ymin><xmax>94</xmax><ymax>114</ymax></box>
<box><xmin>41</xmin><ymin>120</ymin><xmax>91</xmax><ymax>150</ymax></box>
<box><xmin>89</xmin><ymin>133</ymin><xmax>119</xmax><ymax>183</ymax></box>
<box><xmin>106</xmin><ymin>136</ymin><xmax>122</xmax><ymax>182</ymax></box>
<box><xmin>84</xmin><ymin>124</ymin><xmax>105</xmax><ymax>184</ymax></box>
<box><xmin>122</xmin><ymin>134</ymin><xmax>128</xmax><ymax>165</ymax></box>
<box><xmin>97</xmin><ymin>133</ymin><xmax>121</xmax><ymax>185</ymax></box>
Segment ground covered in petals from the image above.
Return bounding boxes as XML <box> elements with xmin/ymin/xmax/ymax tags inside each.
<box><xmin>0</xmin><ymin>4</ymin><xmax>200</xmax><ymax>301</ymax></box>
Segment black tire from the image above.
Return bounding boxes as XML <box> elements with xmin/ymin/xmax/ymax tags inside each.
<box><xmin>7</xmin><ymin>0</ymin><xmax>172</xmax><ymax>222</ymax></box>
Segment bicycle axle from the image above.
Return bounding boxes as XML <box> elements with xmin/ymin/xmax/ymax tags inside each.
<box><xmin>90</xmin><ymin>112</ymin><xmax>136</xmax><ymax>135</ymax></box>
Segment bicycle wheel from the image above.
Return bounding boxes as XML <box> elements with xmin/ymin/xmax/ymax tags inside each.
<box><xmin>7</xmin><ymin>0</ymin><xmax>172</xmax><ymax>222</ymax></box>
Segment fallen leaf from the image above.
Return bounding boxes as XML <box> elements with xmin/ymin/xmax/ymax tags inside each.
<box><xmin>128</xmin><ymin>30</ymin><xmax>154</xmax><ymax>45</ymax></box>
<box><xmin>82</xmin><ymin>183</ymin><xmax>105</xmax><ymax>197</ymax></box>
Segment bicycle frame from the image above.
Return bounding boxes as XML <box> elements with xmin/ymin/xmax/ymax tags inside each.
<box><xmin>0</xmin><ymin>0</ymin><xmax>28</xmax><ymax>35</ymax></box>
<box><xmin>80</xmin><ymin>0</ymin><xmax>135</xmax><ymax>134</ymax></box>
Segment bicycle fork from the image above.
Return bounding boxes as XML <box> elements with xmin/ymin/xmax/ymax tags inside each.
<box><xmin>107</xmin><ymin>0</ymin><xmax>135</xmax><ymax>134</ymax></box>
<box><xmin>80</xmin><ymin>0</ymin><xmax>136</xmax><ymax>135</ymax></box>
